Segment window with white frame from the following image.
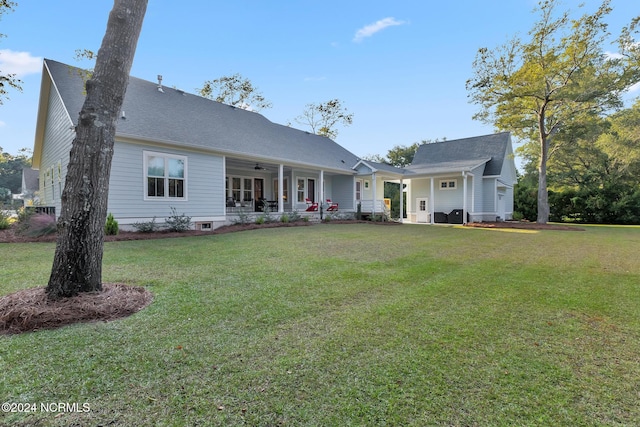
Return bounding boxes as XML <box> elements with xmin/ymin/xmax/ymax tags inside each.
<box><xmin>439</xmin><ymin>179</ymin><xmax>457</xmax><ymax>190</ymax></box>
<box><xmin>144</xmin><ymin>152</ymin><xmax>186</xmax><ymax>199</ymax></box>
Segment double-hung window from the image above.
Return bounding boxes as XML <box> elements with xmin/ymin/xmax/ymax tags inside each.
<box><xmin>439</xmin><ymin>179</ymin><xmax>457</xmax><ymax>190</ymax></box>
<box><xmin>145</xmin><ymin>151</ymin><xmax>187</xmax><ymax>200</ymax></box>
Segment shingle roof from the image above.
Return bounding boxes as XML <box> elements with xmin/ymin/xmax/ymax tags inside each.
<box><xmin>409</xmin><ymin>132</ymin><xmax>511</xmax><ymax>176</ymax></box>
<box><xmin>44</xmin><ymin>59</ymin><xmax>360</xmax><ymax>173</ymax></box>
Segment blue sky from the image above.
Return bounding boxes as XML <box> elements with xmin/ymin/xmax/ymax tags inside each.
<box><xmin>1</xmin><ymin>0</ymin><xmax>638</xmax><ymax>165</ymax></box>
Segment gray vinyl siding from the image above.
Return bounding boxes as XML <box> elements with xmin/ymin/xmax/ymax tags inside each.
<box><xmin>470</xmin><ymin>164</ymin><xmax>485</xmax><ymax>213</ymax></box>
<box><xmin>328</xmin><ymin>175</ymin><xmax>354</xmax><ymax>209</ymax></box>
<box><xmin>482</xmin><ymin>178</ymin><xmax>497</xmax><ymax>214</ymax></box>
<box><xmin>39</xmin><ymin>88</ymin><xmax>75</xmax><ymax>217</ymax></box>
<box><xmin>107</xmin><ymin>141</ymin><xmax>224</xmax><ymax>222</ymax></box>
<box><xmin>433</xmin><ymin>177</ymin><xmax>463</xmax><ymax>213</ymax></box>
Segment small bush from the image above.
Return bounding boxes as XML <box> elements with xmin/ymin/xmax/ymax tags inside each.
<box><xmin>104</xmin><ymin>213</ymin><xmax>119</xmax><ymax>235</ymax></box>
<box><xmin>0</xmin><ymin>210</ymin><xmax>10</xmax><ymax>230</ymax></box>
<box><xmin>280</xmin><ymin>214</ymin><xmax>290</xmax><ymax>223</ymax></box>
<box><xmin>288</xmin><ymin>210</ymin><xmax>302</xmax><ymax>222</ymax></box>
<box><xmin>255</xmin><ymin>216</ymin><xmax>265</xmax><ymax>225</ymax></box>
<box><xmin>323</xmin><ymin>215</ymin><xmax>332</xmax><ymax>223</ymax></box>
<box><xmin>21</xmin><ymin>213</ymin><xmax>57</xmax><ymax>237</ymax></box>
<box><xmin>233</xmin><ymin>208</ymin><xmax>251</xmax><ymax>225</ymax></box>
<box><xmin>165</xmin><ymin>207</ymin><xmax>192</xmax><ymax>232</ymax></box>
<box><xmin>17</xmin><ymin>207</ymin><xmax>34</xmax><ymax>224</ymax></box>
<box><xmin>132</xmin><ymin>217</ymin><xmax>159</xmax><ymax>233</ymax></box>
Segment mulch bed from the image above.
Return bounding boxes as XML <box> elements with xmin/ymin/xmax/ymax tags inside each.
<box><xmin>0</xmin><ymin>283</ymin><xmax>153</xmax><ymax>335</ymax></box>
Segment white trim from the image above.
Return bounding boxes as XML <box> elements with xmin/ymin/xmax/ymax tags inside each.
<box><xmin>438</xmin><ymin>179</ymin><xmax>457</xmax><ymax>190</ymax></box>
<box><xmin>143</xmin><ymin>150</ymin><xmax>188</xmax><ymax>201</ymax></box>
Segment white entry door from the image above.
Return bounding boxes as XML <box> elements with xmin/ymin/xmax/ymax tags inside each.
<box><xmin>416</xmin><ymin>198</ymin><xmax>429</xmax><ymax>223</ymax></box>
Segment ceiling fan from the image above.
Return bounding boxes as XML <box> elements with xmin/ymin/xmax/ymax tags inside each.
<box><xmin>254</xmin><ymin>163</ymin><xmax>266</xmax><ymax>170</ymax></box>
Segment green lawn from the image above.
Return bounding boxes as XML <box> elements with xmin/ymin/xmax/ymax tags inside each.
<box><xmin>1</xmin><ymin>223</ymin><xmax>639</xmax><ymax>426</ymax></box>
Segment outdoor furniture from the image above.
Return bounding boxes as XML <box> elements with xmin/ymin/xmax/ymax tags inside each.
<box><xmin>305</xmin><ymin>198</ymin><xmax>319</xmax><ymax>212</ymax></box>
<box><xmin>326</xmin><ymin>199</ymin><xmax>339</xmax><ymax>212</ymax></box>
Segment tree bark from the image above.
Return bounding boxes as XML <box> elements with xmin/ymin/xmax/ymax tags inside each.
<box><xmin>46</xmin><ymin>0</ymin><xmax>147</xmax><ymax>299</ymax></box>
<box><xmin>537</xmin><ymin>134</ymin><xmax>550</xmax><ymax>224</ymax></box>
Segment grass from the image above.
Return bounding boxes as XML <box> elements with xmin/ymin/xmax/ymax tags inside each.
<box><xmin>1</xmin><ymin>223</ymin><xmax>640</xmax><ymax>426</ymax></box>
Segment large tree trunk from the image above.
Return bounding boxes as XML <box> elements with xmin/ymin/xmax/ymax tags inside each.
<box><xmin>537</xmin><ymin>134</ymin><xmax>550</xmax><ymax>224</ymax></box>
<box><xmin>46</xmin><ymin>0</ymin><xmax>147</xmax><ymax>299</ymax></box>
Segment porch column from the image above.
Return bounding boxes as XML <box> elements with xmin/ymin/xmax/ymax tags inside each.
<box><xmin>430</xmin><ymin>177</ymin><xmax>435</xmax><ymax>224</ymax></box>
<box><xmin>320</xmin><ymin>170</ymin><xmax>324</xmax><ymax>203</ymax></box>
<box><xmin>278</xmin><ymin>164</ymin><xmax>284</xmax><ymax>213</ymax></box>
<box><xmin>372</xmin><ymin>172</ymin><xmax>377</xmax><ymax>217</ymax></box>
<box><xmin>462</xmin><ymin>171</ymin><xmax>468</xmax><ymax>225</ymax></box>
<box><xmin>399</xmin><ymin>178</ymin><xmax>404</xmax><ymax>223</ymax></box>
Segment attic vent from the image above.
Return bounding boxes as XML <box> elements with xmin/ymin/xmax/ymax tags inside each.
<box><xmin>157</xmin><ymin>75</ymin><xmax>164</xmax><ymax>93</ymax></box>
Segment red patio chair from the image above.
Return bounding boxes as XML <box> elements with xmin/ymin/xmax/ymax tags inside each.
<box><xmin>326</xmin><ymin>199</ymin><xmax>339</xmax><ymax>212</ymax></box>
<box><xmin>305</xmin><ymin>198</ymin><xmax>319</xmax><ymax>212</ymax></box>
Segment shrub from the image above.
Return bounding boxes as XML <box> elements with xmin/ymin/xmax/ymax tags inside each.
<box><xmin>255</xmin><ymin>216</ymin><xmax>265</xmax><ymax>225</ymax></box>
<box><xmin>288</xmin><ymin>210</ymin><xmax>302</xmax><ymax>222</ymax></box>
<box><xmin>21</xmin><ymin>213</ymin><xmax>57</xmax><ymax>237</ymax></box>
<box><xmin>0</xmin><ymin>210</ymin><xmax>10</xmax><ymax>230</ymax></box>
<box><xmin>104</xmin><ymin>213</ymin><xmax>119</xmax><ymax>235</ymax></box>
<box><xmin>232</xmin><ymin>208</ymin><xmax>251</xmax><ymax>225</ymax></box>
<box><xmin>132</xmin><ymin>217</ymin><xmax>159</xmax><ymax>233</ymax></box>
<box><xmin>323</xmin><ymin>215</ymin><xmax>332</xmax><ymax>223</ymax></box>
<box><xmin>280</xmin><ymin>214</ymin><xmax>290</xmax><ymax>223</ymax></box>
<box><xmin>165</xmin><ymin>207</ymin><xmax>192</xmax><ymax>232</ymax></box>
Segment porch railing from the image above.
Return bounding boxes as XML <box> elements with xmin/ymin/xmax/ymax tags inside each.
<box><xmin>358</xmin><ymin>199</ymin><xmax>388</xmax><ymax>214</ymax></box>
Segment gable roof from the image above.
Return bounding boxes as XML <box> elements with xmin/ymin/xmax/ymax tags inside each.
<box><xmin>408</xmin><ymin>132</ymin><xmax>512</xmax><ymax>177</ymax></box>
<box><xmin>37</xmin><ymin>59</ymin><xmax>360</xmax><ymax>173</ymax></box>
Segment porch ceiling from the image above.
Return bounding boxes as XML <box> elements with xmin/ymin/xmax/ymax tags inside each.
<box><xmin>225</xmin><ymin>157</ymin><xmax>348</xmax><ymax>176</ymax></box>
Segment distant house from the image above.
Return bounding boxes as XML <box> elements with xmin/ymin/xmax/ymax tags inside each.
<box><xmin>32</xmin><ymin>59</ymin><xmax>516</xmax><ymax>228</ymax></box>
<box><xmin>20</xmin><ymin>167</ymin><xmax>40</xmax><ymax>203</ymax></box>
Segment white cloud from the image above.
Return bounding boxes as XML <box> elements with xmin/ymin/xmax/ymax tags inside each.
<box><xmin>353</xmin><ymin>17</ymin><xmax>406</xmax><ymax>43</ymax></box>
<box><xmin>0</xmin><ymin>49</ymin><xmax>42</xmax><ymax>76</ymax></box>
<box><xmin>629</xmin><ymin>81</ymin><xmax>640</xmax><ymax>93</ymax></box>
<box><xmin>303</xmin><ymin>76</ymin><xmax>327</xmax><ymax>82</ymax></box>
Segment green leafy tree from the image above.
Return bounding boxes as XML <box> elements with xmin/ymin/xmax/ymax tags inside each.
<box><xmin>0</xmin><ymin>0</ymin><xmax>21</xmax><ymax>104</ymax></box>
<box><xmin>467</xmin><ymin>0</ymin><xmax>640</xmax><ymax>223</ymax></box>
<box><xmin>294</xmin><ymin>99</ymin><xmax>353</xmax><ymax>139</ymax></box>
<box><xmin>47</xmin><ymin>0</ymin><xmax>147</xmax><ymax>299</ymax></box>
<box><xmin>0</xmin><ymin>147</ymin><xmax>31</xmax><ymax>193</ymax></box>
<box><xmin>546</xmin><ymin>100</ymin><xmax>640</xmax><ymax>223</ymax></box>
<box><xmin>198</xmin><ymin>73</ymin><xmax>272</xmax><ymax>112</ymax></box>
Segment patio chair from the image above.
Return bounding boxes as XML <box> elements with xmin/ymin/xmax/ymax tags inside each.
<box><xmin>326</xmin><ymin>199</ymin><xmax>339</xmax><ymax>212</ymax></box>
<box><xmin>305</xmin><ymin>198</ymin><xmax>319</xmax><ymax>212</ymax></box>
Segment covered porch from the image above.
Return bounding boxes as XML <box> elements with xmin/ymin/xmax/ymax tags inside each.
<box><xmin>223</xmin><ymin>156</ymin><xmax>359</xmax><ymax>220</ymax></box>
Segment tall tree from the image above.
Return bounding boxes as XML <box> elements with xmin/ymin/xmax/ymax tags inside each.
<box><xmin>466</xmin><ymin>0</ymin><xmax>640</xmax><ymax>223</ymax></box>
<box><xmin>0</xmin><ymin>0</ymin><xmax>21</xmax><ymax>104</ymax></box>
<box><xmin>198</xmin><ymin>73</ymin><xmax>272</xmax><ymax>111</ymax></box>
<box><xmin>294</xmin><ymin>99</ymin><xmax>353</xmax><ymax>139</ymax></box>
<box><xmin>46</xmin><ymin>0</ymin><xmax>147</xmax><ymax>299</ymax></box>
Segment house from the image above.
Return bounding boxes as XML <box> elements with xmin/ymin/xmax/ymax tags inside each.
<box><xmin>31</xmin><ymin>59</ymin><xmax>516</xmax><ymax>228</ymax></box>
<box><xmin>402</xmin><ymin>133</ymin><xmax>518</xmax><ymax>224</ymax></box>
